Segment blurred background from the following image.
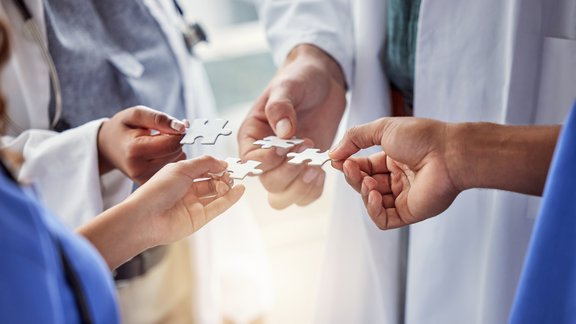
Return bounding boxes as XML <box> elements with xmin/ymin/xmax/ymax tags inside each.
<box><xmin>180</xmin><ymin>1</ymin><xmax>340</xmax><ymax>323</ymax></box>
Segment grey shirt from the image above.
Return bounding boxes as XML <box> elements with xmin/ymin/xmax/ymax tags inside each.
<box><xmin>44</xmin><ymin>0</ymin><xmax>185</xmax><ymax>131</ymax></box>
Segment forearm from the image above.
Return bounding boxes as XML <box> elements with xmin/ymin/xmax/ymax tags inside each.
<box><xmin>449</xmin><ymin>122</ymin><xmax>561</xmax><ymax>196</ymax></box>
<box><xmin>77</xmin><ymin>199</ymin><xmax>154</xmax><ymax>270</ymax></box>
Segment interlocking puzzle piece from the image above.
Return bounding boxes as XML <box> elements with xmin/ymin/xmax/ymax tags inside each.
<box><xmin>225</xmin><ymin>157</ymin><xmax>263</xmax><ymax>180</ymax></box>
<box><xmin>253</xmin><ymin>136</ymin><xmax>304</xmax><ymax>149</ymax></box>
<box><xmin>287</xmin><ymin>148</ymin><xmax>331</xmax><ymax>166</ymax></box>
<box><xmin>180</xmin><ymin>118</ymin><xmax>232</xmax><ymax>145</ymax></box>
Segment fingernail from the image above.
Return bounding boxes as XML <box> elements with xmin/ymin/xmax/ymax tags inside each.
<box><xmin>276</xmin><ymin>147</ymin><xmax>289</xmax><ymax>156</ymax></box>
<box><xmin>275</xmin><ymin>118</ymin><xmax>292</xmax><ymax>138</ymax></box>
<box><xmin>171</xmin><ymin>119</ymin><xmax>187</xmax><ymax>133</ymax></box>
<box><xmin>368</xmin><ymin>192</ymin><xmax>373</xmax><ymax>205</ymax></box>
<box><xmin>302</xmin><ymin>168</ymin><xmax>319</xmax><ymax>184</ymax></box>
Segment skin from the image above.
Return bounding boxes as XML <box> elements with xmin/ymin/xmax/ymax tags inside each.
<box><xmin>238</xmin><ymin>44</ymin><xmax>347</xmax><ymax>209</ymax></box>
<box><xmin>78</xmin><ymin>155</ymin><xmax>245</xmax><ymax>269</ymax></box>
<box><xmin>329</xmin><ymin>117</ymin><xmax>561</xmax><ymax>230</ymax></box>
<box><xmin>97</xmin><ymin>106</ymin><xmax>189</xmax><ymax>184</ymax></box>
<box><xmin>0</xmin><ymin>21</ymin><xmax>245</xmax><ymax>274</ymax></box>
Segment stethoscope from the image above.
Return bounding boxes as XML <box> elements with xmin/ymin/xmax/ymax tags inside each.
<box><xmin>13</xmin><ymin>0</ymin><xmax>62</xmax><ymax>131</ymax></box>
<box><xmin>11</xmin><ymin>0</ymin><xmax>207</xmax><ymax>132</ymax></box>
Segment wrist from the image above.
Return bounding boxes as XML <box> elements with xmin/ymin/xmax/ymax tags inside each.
<box><xmin>286</xmin><ymin>44</ymin><xmax>347</xmax><ymax>89</ymax></box>
<box><xmin>445</xmin><ymin>122</ymin><xmax>484</xmax><ymax>192</ymax></box>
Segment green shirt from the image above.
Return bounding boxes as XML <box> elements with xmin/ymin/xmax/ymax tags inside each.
<box><xmin>383</xmin><ymin>0</ymin><xmax>422</xmax><ymax>106</ymax></box>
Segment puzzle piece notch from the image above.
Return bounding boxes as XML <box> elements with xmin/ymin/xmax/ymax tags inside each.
<box><xmin>180</xmin><ymin>118</ymin><xmax>232</xmax><ymax>145</ymax></box>
<box><xmin>253</xmin><ymin>136</ymin><xmax>305</xmax><ymax>149</ymax></box>
<box><xmin>225</xmin><ymin>157</ymin><xmax>263</xmax><ymax>180</ymax></box>
<box><xmin>287</xmin><ymin>148</ymin><xmax>331</xmax><ymax>166</ymax></box>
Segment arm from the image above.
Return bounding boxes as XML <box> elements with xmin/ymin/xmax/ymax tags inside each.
<box><xmin>329</xmin><ymin>118</ymin><xmax>560</xmax><ymax>229</ymax></box>
<box><xmin>238</xmin><ymin>0</ymin><xmax>353</xmax><ymax>209</ymax></box>
<box><xmin>3</xmin><ymin>106</ymin><xmax>188</xmax><ymax>228</ymax></box>
<box><xmin>449</xmin><ymin>122</ymin><xmax>559</xmax><ymax>196</ymax></box>
<box><xmin>78</xmin><ymin>156</ymin><xmax>245</xmax><ymax>269</ymax></box>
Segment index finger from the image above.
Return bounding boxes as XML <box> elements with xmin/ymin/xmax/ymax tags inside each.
<box><xmin>329</xmin><ymin>118</ymin><xmax>388</xmax><ymax>161</ymax></box>
<box><xmin>122</xmin><ymin>106</ymin><xmax>187</xmax><ymax>135</ymax></box>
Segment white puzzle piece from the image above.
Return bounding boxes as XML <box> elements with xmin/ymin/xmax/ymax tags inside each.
<box><xmin>180</xmin><ymin>118</ymin><xmax>232</xmax><ymax>145</ymax></box>
<box><xmin>253</xmin><ymin>136</ymin><xmax>304</xmax><ymax>149</ymax></box>
<box><xmin>225</xmin><ymin>157</ymin><xmax>263</xmax><ymax>180</ymax></box>
<box><xmin>287</xmin><ymin>148</ymin><xmax>331</xmax><ymax>166</ymax></box>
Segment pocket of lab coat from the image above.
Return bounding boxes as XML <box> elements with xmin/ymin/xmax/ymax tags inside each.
<box><xmin>107</xmin><ymin>52</ymin><xmax>145</xmax><ymax>79</ymax></box>
<box><xmin>106</xmin><ymin>51</ymin><xmax>148</xmax><ymax>107</ymax></box>
<box><xmin>534</xmin><ymin>37</ymin><xmax>576</xmax><ymax>124</ymax></box>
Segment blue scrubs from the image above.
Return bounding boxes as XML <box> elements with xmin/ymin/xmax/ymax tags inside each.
<box><xmin>0</xmin><ymin>168</ymin><xmax>119</xmax><ymax>323</ymax></box>
<box><xmin>510</xmin><ymin>103</ymin><xmax>576</xmax><ymax>323</ymax></box>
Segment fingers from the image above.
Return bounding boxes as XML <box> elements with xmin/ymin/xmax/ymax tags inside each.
<box><xmin>265</xmin><ymin>81</ymin><xmax>300</xmax><ymax>138</ymax></box>
<box><xmin>190</xmin><ymin>178</ymin><xmax>232</xmax><ymax>204</ymax></box>
<box><xmin>340</xmin><ymin>153</ymin><xmax>391</xmax><ymax>194</ymax></box>
<box><xmin>267</xmin><ymin>167</ymin><xmax>324</xmax><ymax>209</ymax></box>
<box><xmin>131</xmin><ymin>134</ymin><xmax>184</xmax><ymax>160</ymax></box>
<box><xmin>342</xmin><ymin>159</ymin><xmax>364</xmax><ymax>193</ymax></box>
<box><xmin>237</xmin><ymin>110</ymin><xmax>287</xmax><ymax>170</ymax></box>
<box><xmin>257</xmin><ymin>140</ymin><xmax>314</xmax><ymax>191</ymax></box>
<box><xmin>121</xmin><ymin>106</ymin><xmax>187</xmax><ymax>134</ymax></box>
<box><xmin>203</xmin><ymin>185</ymin><xmax>246</xmax><ymax>222</ymax></box>
<box><xmin>295</xmin><ymin>171</ymin><xmax>326</xmax><ymax>206</ymax></box>
<box><xmin>330</xmin><ymin>118</ymin><xmax>389</xmax><ymax>161</ymax></box>
<box><xmin>174</xmin><ymin>155</ymin><xmax>228</xmax><ymax>180</ymax></box>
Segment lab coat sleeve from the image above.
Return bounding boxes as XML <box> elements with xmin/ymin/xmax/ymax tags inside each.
<box><xmin>255</xmin><ymin>0</ymin><xmax>355</xmax><ymax>86</ymax></box>
<box><xmin>1</xmin><ymin>119</ymin><xmax>133</xmax><ymax>229</ymax></box>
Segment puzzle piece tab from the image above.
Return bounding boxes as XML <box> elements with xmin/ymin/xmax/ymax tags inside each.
<box><xmin>180</xmin><ymin>119</ymin><xmax>232</xmax><ymax>145</ymax></box>
<box><xmin>287</xmin><ymin>149</ymin><xmax>331</xmax><ymax>166</ymax></box>
<box><xmin>225</xmin><ymin>158</ymin><xmax>263</xmax><ymax>180</ymax></box>
<box><xmin>253</xmin><ymin>136</ymin><xmax>304</xmax><ymax>149</ymax></box>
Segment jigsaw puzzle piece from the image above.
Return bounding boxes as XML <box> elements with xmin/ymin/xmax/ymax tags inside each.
<box><xmin>287</xmin><ymin>148</ymin><xmax>331</xmax><ymax>166</ymax></box>
<box><xmin>225</xmin><ymin>157</ymin><xmax>263</xmax><ymax>180</ymax></box>
<box><xmin>253</xmin><ymin>136</ymin><xmax>305</xmax><ymax>149</ymax></box>
<box><xmin>180</xmin><ymin>118</ymin><xmax>233</xmax><ymax>145</ymax></box>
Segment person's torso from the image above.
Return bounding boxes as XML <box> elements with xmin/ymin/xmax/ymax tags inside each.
<box><xmin>43</xmin><ymin>0</ymin><xmax>186</xmax><ymax>131</ymax></box>
<box><xmin>0</xmin><ymin>165</ymin><xmax>119</xmax><ymax>323</ymax></box>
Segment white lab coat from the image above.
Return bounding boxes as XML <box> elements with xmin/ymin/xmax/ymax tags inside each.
<box><xmin>259</xmin><ymin>0</ymin><xmax>576</xmax><ymax>323</ymax></box>
<box><xmin>0</xmin><ymin>0</ymin><xmax>270</xmax><ymax>322</ymax></box>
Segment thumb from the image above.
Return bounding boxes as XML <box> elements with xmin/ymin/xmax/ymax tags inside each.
<box><xmin>123</xmin><ymin>106</ymin><xmax>187</xmax><ymax>135</ymax></box>
<box><xmin>264</xmin><ymin>84</ymin><xmax>299</xmax><ymax>139</ymax></box>
<box><xmin>330</xmin><ymin>118</ymin><xmax>388</xmax><ymax>161</ymax></box>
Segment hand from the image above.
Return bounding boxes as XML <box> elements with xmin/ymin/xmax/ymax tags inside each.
<box><xmin>79</xmin><ymin>155</ymin><xmax>246</xmax><ymax>269</ymax></box>
<box><xmin>128</xmin><ymin>155</ymin><xmax>245</xmax><ymax>246</ymax></box>
<box><xmin>238</xmin><ymin>44</ymin><xmax>347</xmax><ymax>209</ymax></box>
<box><xmin>97</xmin><ymin>106</ymin><xmax>188</xmax><ymax>184</ymax></box>
<box><xmin>330</xmin><ymin>118</ymin><xmax>462</xmax><ymax>230</ymax></box>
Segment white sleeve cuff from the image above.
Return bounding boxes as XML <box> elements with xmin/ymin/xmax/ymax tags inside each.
<box><xmin>12</xmin><ymin>119</ymin><xmax>132</xmax><ymax>228</ymax></box>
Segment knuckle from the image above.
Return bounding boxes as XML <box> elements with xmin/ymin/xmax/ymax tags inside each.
<box><xmin>277</xmin><ymin>78</ymin><xmax>302</xmax><ymax>92</ymax></box>
<box><xmin>197</xmin><ymin>154</ymin><xmax>216</xmax><ymax>163</ymax></box>
<box><xmin>153</xmin><ymin>112</ymin><xmax>170</xmax><ymax>126</ymax></box>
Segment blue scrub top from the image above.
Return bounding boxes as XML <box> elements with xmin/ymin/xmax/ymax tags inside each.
<box><xmin>0</xmin><ymin>168</ymin><xmax>119</xmax><ymax>323</ymax></box>
<box><xmin>510</xmin><ymin>102</ymin><xmax>576</xmax><ymax>323</ymax></box>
